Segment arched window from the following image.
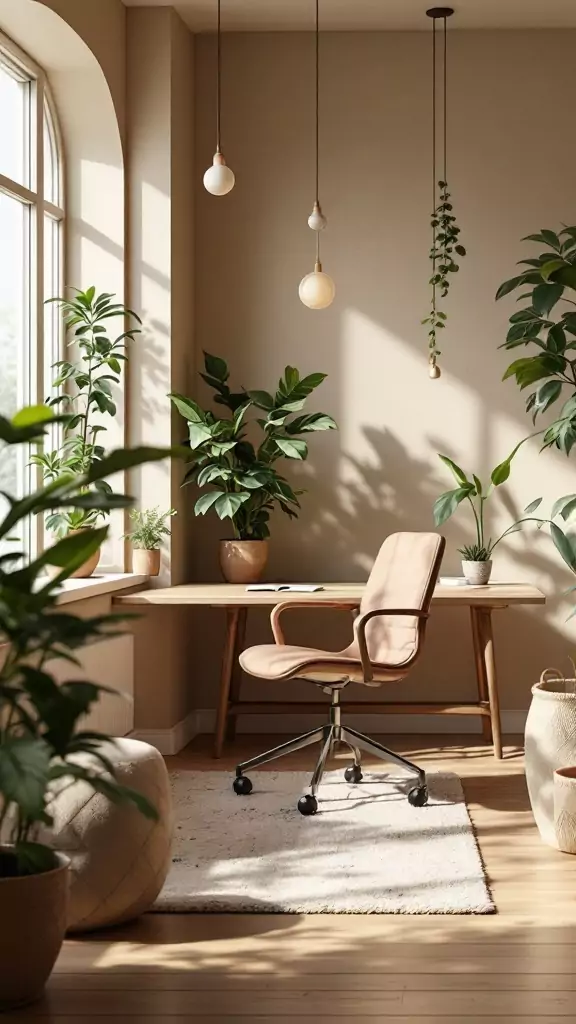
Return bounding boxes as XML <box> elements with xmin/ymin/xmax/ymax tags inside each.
<box><xmin>0</xmin><ymin>30</ymin><xmax>64</xmax><ymax>553</ymax></box>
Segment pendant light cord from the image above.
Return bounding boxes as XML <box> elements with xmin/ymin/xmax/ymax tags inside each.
<box><xmin>443</xmin><ymin>14</ymin><xmax>447</xmax><ymax>181</ymax></box>
<box><xmin>315</xmin><ymin>0</ymin><xmax>321</xmax><ymax>265</ymax></box>
<box><xmin>216</xmin><ymin>0</ymin><xmax>221</xmax><ymax>153</ymax></box>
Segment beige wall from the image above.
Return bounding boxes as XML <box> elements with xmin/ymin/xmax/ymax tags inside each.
<box><xmin>190</xmin><ymin>29</ymin><xmax>576</xmax><ymax>716</ymax></box>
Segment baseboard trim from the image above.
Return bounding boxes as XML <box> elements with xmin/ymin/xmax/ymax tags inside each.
<box><xmin>133</xmin><ymin>708</ymin><xmax>528</xmax><ymax>755</ymax></box>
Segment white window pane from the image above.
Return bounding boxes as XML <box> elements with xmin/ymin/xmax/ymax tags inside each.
<box><xmin>43</xmin><ymin>101</ymin><xmax>59</xmax><ymax>206</ymax></box>
<box><xmin>44</xmin><ymin>214</ymin><xmax>61</xmax><ymax>397</ymax></box>
<box><xmin>0</xmin><ymin>61</ymin><xmax>30</xmax><ymax>187</ymax></box>
<box><xmin>0</xmin><ymin>192</ymin><xmax>30</xmax><ymax>553</ymax></box>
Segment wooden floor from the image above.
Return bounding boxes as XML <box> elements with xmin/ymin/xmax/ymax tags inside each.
<box><xmin>11</xmin><ymin>734</ymin><xmax>576</xmax><ymax>1022</ymax></box>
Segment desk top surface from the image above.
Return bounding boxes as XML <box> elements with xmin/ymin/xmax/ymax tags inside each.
<box><xmin>114</xmin><ymin>581</ymin><xmax>546</xmax><ymax>608</ymax></box>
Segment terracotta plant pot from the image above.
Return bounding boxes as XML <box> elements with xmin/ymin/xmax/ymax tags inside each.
<box><xmin>67</xmin><ymin>528</ymin><xmax>101</xmax><ymax>579</ymax></box>
<box><xmin>219</xmin><ymin>539</ymin><xmax>269</xmax><ymax>584</ymax></box>
<box><xmin>554</xmin><ymin>766</ymin><xmax>576</xmax><ymax>853</ymax></box>
<box><xmin>525</xmin><ymin>671</ymin><xmax>576</xmax><ymax>846</ymax></box>
<box><xmin>132</xmin><ymin>548</ymin><xmax>161</xmax><ymax>576</ymax></box>
<box><xmin>0</xmin><ymin>847</ymin><xmax>69</xmax><ymax>1010</ymax></box>
<box><xmin>461</xmin><ymin>559</ymin><xmax>492</xmax><ymax>586</ymax></box>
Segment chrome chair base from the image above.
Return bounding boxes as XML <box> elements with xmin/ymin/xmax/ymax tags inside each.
<box><xmin>232</xmin><ymin>692</ymin><xmax>428</xmax><ymax>815</ymax></box>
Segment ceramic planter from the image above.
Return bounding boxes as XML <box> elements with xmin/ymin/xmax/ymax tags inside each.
<box><xmin>525</xmin><ymin>672</ymin><xmax>576</xmax><ymax>847</ymax></box>
<box><xmin>67</xmin><ymin>528</ymin><xmax>101</xmax><ymax>579</ymax></box>
<box><xmin>554</xmin><ymin>767</ymin><xmax>576</xmax><ymax>853</ymax></box>
<box><xmin>461</xmin><ymin>559</ymin><xmax>492</xmax><ymax>585</ymax></box>
<box><xmin>0</xmin><ymin>847</ymin><xmax>69</xmax><ymax>1010</ymax></box>
<box><xmin>219</xmin><ymin>539</ymin><xmax>269</xmax><ymax>584</ymax></box>
<box><xmin>132</xmin><ymin>548</ymin><xmax>161</xmax><ymax>576</ymax></box>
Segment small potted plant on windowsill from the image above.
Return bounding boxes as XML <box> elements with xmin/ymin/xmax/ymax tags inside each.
<box><xmin>170</xmin><ymin>353</ymin><xmax>337</xmax><ymax>584</ymax></box>
<box><xmin>30</xmin><ymin>287</ymin><xmax>141</xmax><ymax>578</ymax></box>
<box><xmin>432</xmin><ymin>442</ymin><xmax>538</xmax><ymax>585</ymax></box>
<box><xmin>125</xmin><ymin>507</ymin><xmax>176</xmax><ymax>576</ymax></box>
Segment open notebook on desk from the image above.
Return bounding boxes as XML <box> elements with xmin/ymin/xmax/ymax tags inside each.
<box><xmin>245</xmin><ymin>584</ymin><xmax>324</xmax><ymax>592</ymax></box>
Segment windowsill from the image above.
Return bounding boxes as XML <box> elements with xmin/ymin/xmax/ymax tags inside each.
<box><xmin>53</xmin><ymin>573</ymin><xmax>149</xmax><ymax>606</ymax></box>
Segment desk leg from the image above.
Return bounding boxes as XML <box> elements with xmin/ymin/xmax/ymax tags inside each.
<box><xmin>478</xmin><ymin>607</ymin><xmax>503</xmax><ymax>760</ymax></box>
<box><xmin>214</xmin><ymin>607</ymin><xmax>240</xmax><ymax>759</ymax></box>
<box><xmin>226</xmin><ymin>607</ymin><xmax>247</xmax><ymax>742</ymax></box>
<box><xmin>470</xmin><ymin>607</ymin><xmax>493</xmax><ymax>744</ymax></box>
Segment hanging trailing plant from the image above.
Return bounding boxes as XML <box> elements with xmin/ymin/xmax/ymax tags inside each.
<box><xmin>422</xmin><ymin>8</ymin><xmax>466</xmax><ymax>378</ymax></box>
<box><xmin>423</xmin><ymin>180</ymin><xmax>466</xmax><ymax>372</ymax></box>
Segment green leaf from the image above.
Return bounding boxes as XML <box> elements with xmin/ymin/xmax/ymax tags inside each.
<box><xmin>15</xmin><ymin>842</ymin><xmax>59</xmax><ymax>876</ymax></box>
<box><xmin>275</xmin><ymin>438</ymin><xmax>308</xmax><ymax>460</ymax></box>
<box><xmin>550</xmin><ymin>264</ymin><xmax>576</xmax><ymax>290</ymax></box>
<box><xmin>524</xmin><ymin>497</ymin><xmax>543</xmax><ymax>514</ymax></box>
<box><xmin>285</xmin><ymin>413</ymin><xmax>337</xmax><ymax>434</ymax></box>
<box><xmin>491</xmin><ymin>438</ymin><xmax>529</xmax><ymax>486</ymax></box>
<box><xmin>552</xmin><ymin>494</ymin><xmax>576</xmax><ymax>521</ymax></box>
<box><xmin>495</xmin><ymin>274</ymin><xmax>530</xmax><ymax>300</ymax></box>
<box><xmin>12</xmin><ymin>405</ymin><xmax>55</xmax><ymax>428</ymax></box>
<box><xmin>188</xmin><ymin>421</ymin><xmax>213</xmax><ymax>450</ymax></box>
<box><xmin>169</xmin><ymin>392</ymin><xmax>205</xmax><ymax>423</ymax></box>
<box><xmin>432</xmin><ymin>485</ymin><xmax>475</xmax><ymax>527</ymax></box>
<box><xmin>247</xmin><ymin>390</ymin><xmax>275</xmax><ymax>411</ymax></box>
<box><xmin>194</xmin><ymin>491</ymin><xmax>221</xmax><ymax>516</ymax></box>
<box><xmin>534</xmin><ymin>379</ymin><xmax>562</xmax><ymax>415</ymax></box>
<box><xmin>203</xmin><ymin>352</ymin><xmax>229</xmax><ymax>383</ymax></box>
<box><xmin>540</xmin><ymin>258</ymin><xmax>567</xmax><ymax>283</ymax></box>
<box><xmin>532</xmin><ymin>282</ymin><xmax>564</xmax><ymax>317</ymax></box>
<box><xmin>0</xmin><ymin>738</ymin><xmax>50</xmax><ymax>818</ymax></box>
<box><xmin>551</xmin><ymin>522</ymin><xmax>576</xmax><ymax>572</ymax></box>
<box><xmin>438</xmin><ymin>454</ymin><xmax>470</xmax><ymax>485</ymax></box>
<box><xmin>84</xmin><ymin>446</ymin><xmax>183</xmax><ymax>485</ymax></box>
<box><xmin>214</xmin><ymin>492</ymin><xmax>251</xmax><ymax>519</ymax></box>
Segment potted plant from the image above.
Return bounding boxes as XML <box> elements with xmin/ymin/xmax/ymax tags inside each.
<box><xmin>422</xmin><ymin>179</ymin><xmax>466</xmax><ymax>378</ymax></box>
<box><xmin>30</xmin><ymin>287</ymin><xmax>141</xmax><ymax>578</ymax></box>
<box><xmin>0</xmin><ymin>404</ymin><xmax>176</xmax><ymax>1009</ymax></box>
<box><xmin>432</xmin><ymin>442</ymin><xmax>537</xmax><ymax>584</ymax></box>
<box><xmin>170</xmin><ymin>352</ymin><xmax>337</xmax><ymax>583</ymax></box>
<box><xmin>125</xmin><ymin>507</ymin><xmax>176</xmax><ymax>576</ymax></box>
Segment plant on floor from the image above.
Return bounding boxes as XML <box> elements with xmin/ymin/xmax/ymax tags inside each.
<box><xmin>496</xmin><ymin>226</ymin><xmax>576</xmax><ymax>453</ymax></box>
<box><xmin>432</xmin><ymin>441</ymin><xmax>539</xmax><ymax>561</ymax></box>
<box><xmin>0</xmin><ymin>404</ymin><xmax>181</xmax><ymax>878</ymax></box>
<box><xmin>125</xmin><ymin>507</ymin><xmax>177</xmax><ymax>550</ymax></box>
<box><xmin>169</xmin><ymin>352</ymin><xmax>337</xmax><ymax>540</ymax></box>
<box><xmin>29</xmin><ymin>287</ymin><xmax>141</xmax><ymax>537</ymax></box>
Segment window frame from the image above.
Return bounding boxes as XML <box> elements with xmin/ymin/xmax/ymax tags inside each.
<box><xmin>0</xmin><ymin>30</ymin><xmax>65</xmax><ymax>556</ymax></box>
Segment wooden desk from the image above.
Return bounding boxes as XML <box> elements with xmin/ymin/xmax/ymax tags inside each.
<box><xmin>115</xmin><ymin>582</ymin><xmax>545</xmax><ymax>761</ymax></box>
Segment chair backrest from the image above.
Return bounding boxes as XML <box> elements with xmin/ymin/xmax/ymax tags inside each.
<box><xmin>347</xmin><ymin>532</ymin><xmax>445</xmax><ymax>668</ymax></box>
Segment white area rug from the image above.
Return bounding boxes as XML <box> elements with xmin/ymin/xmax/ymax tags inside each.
<box><xmin>153</xmin><ymin>770</ymin><xmax>494</xmax><ymax>915</ymax></box>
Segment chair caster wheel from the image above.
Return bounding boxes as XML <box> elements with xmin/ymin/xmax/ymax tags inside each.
<box><xmin>233</xmin><ymin>775</ymin><xmax>253</xmax><ymax>796</ymax></box>
<box><xmin>344</xmin><ymin>765</ymin><xmax>363</xmax><ymax>784</ymax></box>
<box><xmin>408</xmin><ymin>785</ymin><xmax>428</xmax><ymax>807</ymax></box>
<box><xmin>297</xmin><ymin>794</ymin><xmax>318</xmax><ymax>816</ymax></box>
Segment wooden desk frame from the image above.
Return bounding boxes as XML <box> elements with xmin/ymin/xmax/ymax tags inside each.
<box><xmin>114</xmin><ymin>583</ymin><xmax>545</xmax><ymax>762</ymax></box>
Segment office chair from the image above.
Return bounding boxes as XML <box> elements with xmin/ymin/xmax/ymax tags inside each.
<box><xmin>232</xmin><ymin>531</ymin><xmax>445</xmax><ymax>815</ymax></box>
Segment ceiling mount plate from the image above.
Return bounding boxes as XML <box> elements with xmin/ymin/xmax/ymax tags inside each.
<box><xmin>426</xmin><ymin>7</ymin><xmax>455</xmax><ymax>18</ymax></box>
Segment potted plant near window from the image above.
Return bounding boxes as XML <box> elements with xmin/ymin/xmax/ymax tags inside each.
<box><xmin>30</xmin><ymin>287</ymin><xmax>141</xmax><ymax>578</ymax></box>
<box><xmin>0</xmin><ymin>404</ymin><xmax>175</xmax><ymax>1009</ymax></box>
<box><xmin>496</xmin><ymin>225</ymin><xmax>576</xmax><ymax>845</ymax></box>
<box><xmin>125</xmin><ymin>507</ymin><xmax>176</xmax><ymax>576</ymax></box>
<box><xmin>432</xmin><ymin>443</ymin><xmax>538</xmax><ymax>584</ymax></box>
<box><xmin>170</xmin><ymin>353</ymin><xmax>337</xmax><ymax>584</ymax></box>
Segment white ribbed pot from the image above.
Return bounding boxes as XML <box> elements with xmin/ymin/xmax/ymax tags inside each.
<box><xmin>525</xmin><ymin>672</ymin><xmax>576</xmax><ymax>847</ymax></box>
<box><xmin>461</xmin><ymin>560</ymin><xmax>492</xmax><ymax>586</ymax></box>
<box><xmin>554</xmin><ymin>767</ymin><xmax>576</xmax><ymax>854</ymax></box>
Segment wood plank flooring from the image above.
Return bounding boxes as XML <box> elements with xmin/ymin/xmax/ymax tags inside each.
<box><xmin>9</xmin><ymin>734</ymin><xmax>576</xmax><ymax>1022</ymax></box>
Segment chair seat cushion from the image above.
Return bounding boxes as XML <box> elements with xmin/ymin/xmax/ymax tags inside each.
<box><xmin>239</xmin><ymin>644</ymin><xmax>405</xmax><ymax>683</ymax></box>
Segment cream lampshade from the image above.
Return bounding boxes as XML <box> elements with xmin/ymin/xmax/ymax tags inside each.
<box><xmin>299</xmin><ymin>261</ymin><xmax>336</xmax><ymax>310</ymax></box>
<box><xmin>203</xmin><ymin>153</ymin><xmax>235</xmax><ymax>196</ymax></box>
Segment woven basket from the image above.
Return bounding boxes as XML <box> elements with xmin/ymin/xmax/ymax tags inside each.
<box><xmin>525</xmin><ymin>669</ymin><xmax>576</xmax><ymax>847</ymax></box>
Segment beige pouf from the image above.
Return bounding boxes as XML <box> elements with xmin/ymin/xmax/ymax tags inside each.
<box><xmin>47</xmin><ymin>738</ymin><xmax>172</xmax><ymax>933</ymax></box>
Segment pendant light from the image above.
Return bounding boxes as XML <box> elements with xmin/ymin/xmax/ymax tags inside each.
<box><xmin>424</xmin><ymin>7</ymin><xmax>465</xmax><ymax>380</ymax></box>
<box><xmin>203</xmin><ymin>0</ymin><xmax>235</xmax><ymax>196</ymax></box>
<box><xmin>299</xmin><ymin>0</ymin><xmax>335</xmax><ymax>310</ymax></box>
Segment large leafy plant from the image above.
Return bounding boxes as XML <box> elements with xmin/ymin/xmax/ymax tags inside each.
<box><xmin>170</xmin><ymin>353</ymin><xmax>337</xmax><ymax>540</ymax></box>
<box><xmin>30</xmin><ymin>288</ymin><xmax>141</xmax><ymax>536</ymax></box>
<box><xmin>0</xmin><ymin>404</ymin><xmax>177</xmax><ymax>876</ymax></box>
<box><xmin>497</xmin><ymin>227</ymin><xmax>576</xmax><ymax>453</ymax></box>
<box><xmin>432</xmin><ymin>442</ymin><xmax>538</xmax><ymax>561</ymax></box>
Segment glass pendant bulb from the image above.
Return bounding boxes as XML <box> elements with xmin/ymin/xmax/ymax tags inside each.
<box><xmin>203</xmin><ymin>152</ymin><xmax>235</xmax><ymax>196</ymax></box>
<box><xmin>299</xmin><ymin>260</ymin><xmax>335</xmax><ymax>310</ymax></box>
<box><xmin>308</xmin><ymin>201</ymin><xmax>327</xmax><ymax>231</ymax></box>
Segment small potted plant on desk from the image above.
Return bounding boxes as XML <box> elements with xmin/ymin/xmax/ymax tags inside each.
<box><xmin>30</xmin><ymin>287</ymin><xmax>141</xmax><ymax>578</ymax></box>
<box><xmin>170</xmin><ymin>352</ymin><xmax>337</xmax><ymax>584</ymax></box>
<box><xmin>0</xmin><ymin>404</ymin><xmax>175</xmax><ymax>1009</ymax></box>
<box><xmin>432</xmin><ymin>442</ymin><xmax>538</xmax><ymax>584</ymax></box>
<box><xmin>125</xmin><ymin>507</ymin><xmax>176</xmax><ymax>576</ymax></box>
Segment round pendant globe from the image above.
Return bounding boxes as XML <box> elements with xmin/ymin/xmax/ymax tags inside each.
<box><xmin>203</xmin><ymin>153</ymin><xmax>235</xmax><ymax>196</ymax></box>
<box><xmin>299</xmin><ymin>267</ymin><xmax>335</xmax><ymax>310</ymax></box>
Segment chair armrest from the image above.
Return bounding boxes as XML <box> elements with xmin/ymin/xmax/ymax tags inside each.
<box><xmin>353</xmin><ymin>608</ymin><xmax>429</xmax><ymax>682</ymax></box>
<box><xmin>270</xmin><ymin>600</ymin><xmax>360</xmax><ymax>645</ymax></box>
